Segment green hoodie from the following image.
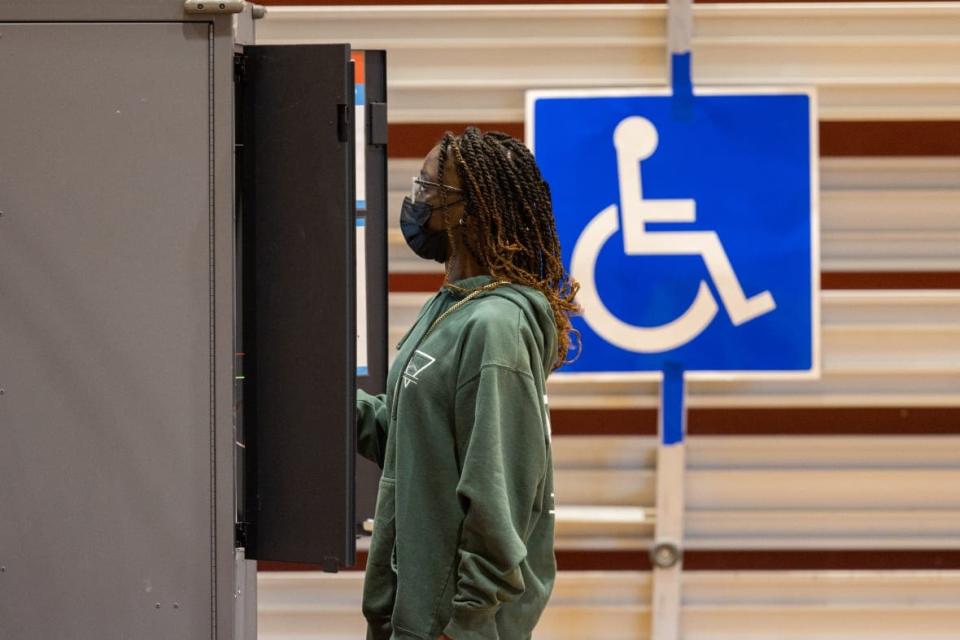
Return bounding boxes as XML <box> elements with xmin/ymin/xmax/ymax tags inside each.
<box><xmin>356</xmin><ymin>274</ymin><xmax>558</xmax><ymax>640</ymax></box>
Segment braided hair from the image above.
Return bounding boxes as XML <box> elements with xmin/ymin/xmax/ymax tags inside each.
<box><xmin>435</xmin><ymin>126</ymin><xmax>580</xmax><ymax>369</ymax></box>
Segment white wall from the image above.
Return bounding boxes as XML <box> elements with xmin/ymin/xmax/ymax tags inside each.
<box><xmin>255</xmin><ymin>3</ymin><xmax>960</xmax><ymax>638</ymax></box>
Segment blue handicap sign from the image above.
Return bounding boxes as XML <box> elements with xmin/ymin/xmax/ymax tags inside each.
<box><xmin>528</xmin><ymin>88</ymin><xmax>819</xmax><ymax>375</ymax></box>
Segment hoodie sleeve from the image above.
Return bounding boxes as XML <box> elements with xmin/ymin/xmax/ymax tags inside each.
<box><xmin>356</xmin><ymin>389</ymin><xmax>389</xmax><ymax>470</ymax></box>
<box><xmin>442</xmin><ymin>363</ymin><xmax>548</xmax><ymax>640</ymax></box>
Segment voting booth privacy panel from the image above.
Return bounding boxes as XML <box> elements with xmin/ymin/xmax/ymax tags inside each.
<box><xmin>0</xmin><ymin>2</ymin><xmax>386</xmax><ymax>638</ymax></box>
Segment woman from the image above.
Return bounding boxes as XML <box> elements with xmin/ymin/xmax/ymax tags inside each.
<box><xmin>356</xmin><ymin>127</ymin><xmax>579</xmax><ymax>640</ymax></box>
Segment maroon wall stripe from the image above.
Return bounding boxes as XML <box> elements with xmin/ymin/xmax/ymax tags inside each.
<box><xmin>820</xmin><ymin>120</ymin><xmax>960</xmax><ymax>156</ymax></box>
<box><xmin>558</xmin><ymin>549</ymin><xmax>960</xmax><ymax>571</ymax></box>
<box><xmin>823</xmin><ymin>271</ymin><xmax>960</xmax><ymax>290</ymax></box>
<box><xmin>391</xmin><ymin>271</ymin><xmax>960</xmax><ymax>292</ymax></box>
<box><xmin>259</xmin><ymin>549</ymin><xmax>960</xmax><ymax>572</ymax></box>
<box><xmin>390</xmin><ymin>123</ymin><xmax>523</xmax><ymax>158</ymax></box>
<box><xmin>388</xmin><ymin>272</ymin><xmax>446</xmax><ymax>292</ymax></box>
<box><xmin>684</xmin><ymin>550</ymin><xmax>960</xmax><ymax>571</ymax></box>
<box><xmin>551</xmin><ymin>408</ymin><xmax>659</xmax><ymax>436</ymax></box>
<box><xmin>550</xmin><ymin>407</ymin><xmax>960</xmax><ymax>436</ymax></box>
<box><xmin>388</xmin><ymin>121</ymin><xmax>960</xmax><ymax>159</ymax></box>
<box><xmin>557</xmin><ymin>549</ymin><xmax>652</xmax><ymax>571</ymax></box>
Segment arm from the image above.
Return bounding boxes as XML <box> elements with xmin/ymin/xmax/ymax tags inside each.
<box><xmin>442</xmin><ymin>364</ymin><xmax>547</xmax><ymax>640</ymax></box>
<box><xmin>356</xmin><ymin>389</ymin><xmax>389</xmax><ymax>470</ymax></box>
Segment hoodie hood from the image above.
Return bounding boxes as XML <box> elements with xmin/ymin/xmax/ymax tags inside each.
<box><xmin>446</xmin><ymin>274</ymin><xmax>559</xmax><ymax>375</ymax></box>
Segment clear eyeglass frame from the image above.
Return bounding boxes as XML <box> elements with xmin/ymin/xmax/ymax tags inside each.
<box><xmin>410</xmin><ymin>176</ymin><xmax>463</xmax><ymax>202</ymax></box>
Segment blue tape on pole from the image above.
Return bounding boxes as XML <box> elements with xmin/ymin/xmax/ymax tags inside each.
<box><xmin>670</xmin><ymin>51</ymin><xmax>693</xmax><ymax>120</ymax></box>
<box><xmin>661</xmin><ymin>364</ymin><xmax>686</xmax><ymax>445</ymax></box>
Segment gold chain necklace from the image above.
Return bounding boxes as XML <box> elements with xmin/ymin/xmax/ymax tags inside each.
<box><xmin>442</xmin><ymin>279</ymin><xmax>489</xmax><ymax>295</ymax></box>
<box><xmin>423</xmin><ymin>280</ymin><xmax>511</xmax><ymax>341</ymax></box>
<box><xmin>390</xmin><ymin>279</ymin><xmax>511</xmax><ymax>415</ymax></box>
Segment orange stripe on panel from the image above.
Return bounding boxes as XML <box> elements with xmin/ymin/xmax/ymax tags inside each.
<box><xmin>350</xmin><ymin>51</ymin><xmax>365</xmax><ymax>84</ymax></box>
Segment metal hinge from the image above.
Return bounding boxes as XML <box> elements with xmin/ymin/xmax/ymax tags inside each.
<box><xmin>337</xmin><ymin>103</ymin><xmax>351</xmax><ymax>144</ymax></box>
<box><xmin>235</xmin><ymin>521</ymin><xmax>249</xmax><ymax>548</ymax></box>
<box><xmin>233</xmin><ymin>53</ymin><xmax>246</xmax><ymax>83</ymax></box>
<box><xmin>185</xmin><ymin>0</ymin><xmax>246</xmax><ymax>15</ymax></box>
<box><xmin>369</xmin><ymin>102</ymin><xmax>388</xmax><ymax>147</ymax></box>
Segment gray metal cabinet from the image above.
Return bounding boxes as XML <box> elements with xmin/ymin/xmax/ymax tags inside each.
<box><xmin>0</xmin><ymin>2</ymin><xmax>385</xmax><ymax>637</ymax></box>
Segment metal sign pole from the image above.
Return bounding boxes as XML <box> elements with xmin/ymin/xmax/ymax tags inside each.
<box><xmin>650</xmin><ymin>2</ymin><xmax>694</xmax><ymax>637</ymax></box>
<box><xmin>651</xmin><ymin>364</ymin><xmax>687</xmax><ymax>640</ymax></box>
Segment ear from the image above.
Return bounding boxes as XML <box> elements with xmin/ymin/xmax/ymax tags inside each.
<box><xmin>439</xmin><ymin>198</ymin><xmax>465</xmax><ymax>232</ymax></box>
<box><xmin>445</xmin><ymin>208</ymin><xmax>464</xmax><ymax>235</ymax></box>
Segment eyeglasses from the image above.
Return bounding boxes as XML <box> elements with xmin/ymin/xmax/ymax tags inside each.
<box><xmin>410</xmin><ymin>176</ymin><xmax>463</xmax><ymax>203</ymax></box>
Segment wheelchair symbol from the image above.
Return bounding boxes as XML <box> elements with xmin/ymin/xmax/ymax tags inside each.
<box><xmin>570</xmin><ymin>116</ymin><xmax>777</xmax><ymax>354</ymax></box>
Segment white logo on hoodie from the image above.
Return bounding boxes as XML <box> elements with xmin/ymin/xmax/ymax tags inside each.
<box><xmin>403</xmin><ymin>350</ymin><xmax>436</xmax><ymax>388</ymax></box>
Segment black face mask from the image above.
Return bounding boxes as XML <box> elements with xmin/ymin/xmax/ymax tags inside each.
<box><xmin>400</xmin><ymin>196</ymin><xmax>450</xmax><ymax>263</ymax></box>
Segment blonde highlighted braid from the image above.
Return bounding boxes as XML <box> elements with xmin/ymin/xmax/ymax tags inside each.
<box><xmin>435</xmin><ymin>127</ymin><xmax>581</xmax><ymax>369</ymax></box>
